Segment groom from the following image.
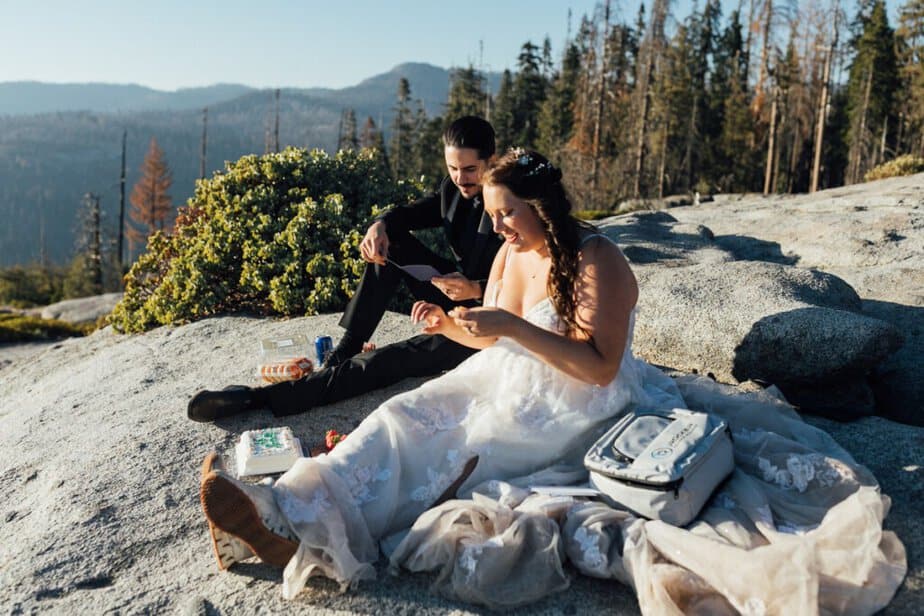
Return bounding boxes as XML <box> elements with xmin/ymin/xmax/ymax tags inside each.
<box><xmin>188</xmin><ymin>116</ymin><xmax>503</xmax><ymax>422</ymax></box>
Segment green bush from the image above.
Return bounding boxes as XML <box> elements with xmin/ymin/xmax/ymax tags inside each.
<box><xmin>110</xmin><ymin>147</ymin><xmax>426</xmax><ymax>333</ymax></box>
<box><xmin>864</xmin><ymin>154</ymin><xmax>924</xmax><ymax>182</ymax></box>
<box><xmin>0</xmin><ymin>264</ymin><xmax>67</xmax><ymax>308</ymax></box>
<box><xmin>0</xmin><ymin>313</ymin><xmax>89</xmax><ymax>342</ymax></box>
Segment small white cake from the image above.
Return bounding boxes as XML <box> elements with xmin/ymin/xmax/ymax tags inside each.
<box><xmin>235</xmin><ymin>427</ymin><xmax>304</xmax><ymax>476</ymax></box>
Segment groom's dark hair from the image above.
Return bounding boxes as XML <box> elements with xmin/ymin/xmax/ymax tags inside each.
<box><xmin>443</xmin><ymin>116</ymin><xmax>496</xmax><ymax>160</ymax></box>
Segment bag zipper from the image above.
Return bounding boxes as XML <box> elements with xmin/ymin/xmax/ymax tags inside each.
<box><xmin>612</xmin><ymin>475</ymin><xmax>684</xmax><ymax>498</ymax></box>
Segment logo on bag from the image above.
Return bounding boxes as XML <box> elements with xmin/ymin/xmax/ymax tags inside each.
<box><xmin>651</xmin><ymin>447</ymin><xmax>672</xmax><ymax>459</ymax></box>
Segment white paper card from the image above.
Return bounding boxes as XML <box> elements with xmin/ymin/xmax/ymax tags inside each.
<box><xmin>388</xmin><ymin>260</ymin><xmax>442</xmax><ymax>281</ymax></box>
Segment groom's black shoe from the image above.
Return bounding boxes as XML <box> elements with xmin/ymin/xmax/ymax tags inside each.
<box><xmin>188</xmin><ymin>385</ymin><xmax>262</xmax><ymax>423</ymax></box>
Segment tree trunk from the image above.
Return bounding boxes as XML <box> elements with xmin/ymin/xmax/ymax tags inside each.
<box><xmin>658</xmin><ymin>122</ymin><xmax>669</xmax><ymax>198</ymax></box>
<box><xmin>878</xmin><ymin>115</ymin><xmax>888</xmax><ymax>164</ymax></box>
<box><xmin>811</xmin><ymin>44</ymin><xmax>832</xmax><ymax>193</ymax></box>
<box><xmin>772</xmin><ymin>112</ymin><xmax>783</xmax><ymax>192</ymax></box>
<box><xmin>632</xmin><ymin>0</ymin><xmax>668</xmax><ymax>199</ymax></box>
<box><xmin>685</xmin><ymin>94</ymin><xmax>699</xmax><ymax>190</ymax></box>
<box><xmin>764</xmin><ymin>87</ymin><xmax>778</xmax><ymax>195</ymax></box>
<box><xmin>118</xmin><ymin>129</ymin><xmax>126</xmax><ymax>272</ymax></box>
<box><xmin>756</xmin><ymin>0</ymin><xmax>773</xmax><ymax>103</ymax></box>
<box><xmin>591</xmin><ymin>0</ymin><xmax>611</xmax><ymax>207</ymax></box>
<box><xmin>850</xmin><ymin>67</ymin><xmax>874</xmax><ymax>183</ymax></box>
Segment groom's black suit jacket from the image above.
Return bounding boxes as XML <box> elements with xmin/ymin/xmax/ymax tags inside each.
<box><xmin>377</xmin><ymin>177</ymin><xmax>502</xmax><ymax>290</ymax></box>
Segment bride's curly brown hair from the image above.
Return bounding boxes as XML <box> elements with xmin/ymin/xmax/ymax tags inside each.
<box><xmin>483</xmin><ymin>148</ymin><xmax>595</xmax><ymax>337</ymax></box>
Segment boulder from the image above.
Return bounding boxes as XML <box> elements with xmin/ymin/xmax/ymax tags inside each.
<box><xmin>631</xmin><ymin>262</ymin><xmax>903</xmax><ymax>395</ymax></box>
<box><xmin>40</xmin><ymin>292</ymin><xmax>123</xmax><ymax>324</ymax></box>
<box><xmin>666</xmin><ymin>172</ymin><xmax>924</xmax><ymax>425</ymax></box>
<box><xmin>599</xmin><ymin>211</ymin><xmax>733</xmax><ymax>266</ymax></box>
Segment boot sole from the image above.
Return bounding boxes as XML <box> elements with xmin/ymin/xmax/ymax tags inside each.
<box><xmin>200</xmin><ymin>454</ymin><xmax>298</xmax><ymax>568</ymax></box>
<box><xmin>200</xmin><ymin>453</ymin><xmax>252</xmax><ymax>570</ymax></box>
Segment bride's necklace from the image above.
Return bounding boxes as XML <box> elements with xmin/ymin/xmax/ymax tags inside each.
<box><xmin>529</xmin><ymin>256</ymin><xmax>551</xmax><ymax>280</ymax></box>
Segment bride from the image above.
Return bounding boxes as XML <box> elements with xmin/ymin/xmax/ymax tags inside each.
<box><xmin>199</xmin><ymin>149</ymin><xmax>905</xmax><ymax>613</ymax></box>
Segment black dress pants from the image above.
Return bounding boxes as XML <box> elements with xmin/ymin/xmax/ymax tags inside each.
<box><xmin>338</xmin><ymin>227</ymin><xmax>463</xmax><ymax>342</ymax></box>
<box><xmin>265</xmin><ymin>228</ymin><xmax>479</xmax><ymax>416</ymax></box>
<box><xmin>265</xmin><ymin>334</ymin><xmax>477</xmax><ymax>416</ymax></box>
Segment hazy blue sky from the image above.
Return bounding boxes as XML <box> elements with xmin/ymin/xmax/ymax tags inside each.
<box><xmin>0</xmin><ymin>0</ymin><xmax>902</xmax><ymax>91</ymax></box>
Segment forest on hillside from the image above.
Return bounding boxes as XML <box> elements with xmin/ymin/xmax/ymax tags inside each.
<box><xmin>370</xmin><ymin>0</ymin><xmax>924</xmax><ymax>209</ymax></box>
<box><xmin>1</xmin><ymin>0</ymin><xmax>922</xmax><ymax>308</ymax></box>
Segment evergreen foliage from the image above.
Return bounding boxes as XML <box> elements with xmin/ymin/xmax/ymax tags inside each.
<box><xmin>492</xmin><ymin>70</ymin><xmax>516</xmax><ymax>151</ymax></box>
<box><xmin>413</xmin><ymin>115</ymin><xmax>446</xmax><ymax>190</ymax></box>
<box><xmin>537</xmin><ymin>43</ymin><xmax>581</xmax><ymax>157</ymax></box>
<box><xmin>110</xmin><ymin>148</ymin><xmax>424</xmax><ymax>333</ymax></box>
<box><xmin>338</xmin><ymin>108</ymin><xmax>359</xmax><ymax>151</ymax></box>
<box><xmin>389</xmin><ymin>78</ymin><xmax>417</xmax><ymax>180</ymax></box>
<box><xmin>63</xmin><ymin>192</ymin><xmax>116</xmax><ymax>299</ymax></box>
<box><xmin>0</xmin><ymin>264</ymin><xmax>66</xmax><ymax>308</ymax></box>
<box><xmin>445</xmin><ymin>65</ymin><xmax>488</xmax><ymax>121</ymax></box>
<box><xmin>510</xmin><ymin>42</ymin><xmax>549</xmax><ymax>148</ymax></box>
<box><xmin>845</xmin><ymin>0</ymin><xmax>901</xmax><ymax>182</ymax></box>
<box><xmin>7</xmin><ymin>1</ymin><xmax>924</xmax><ymax>290</ymax></box>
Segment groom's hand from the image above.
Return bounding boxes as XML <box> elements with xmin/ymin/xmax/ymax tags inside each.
<box><xmin>431</xmin><ymin>273</ymin><xmax>481</xmax><ymax>301</ymax></box>
<box><xmin>360</xmin><ymin>221</ymin><xmax>389</xmax><ymax>265</ymax></box>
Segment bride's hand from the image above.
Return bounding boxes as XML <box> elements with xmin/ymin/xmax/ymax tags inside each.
<box><xmin>411</xmin><ymin>301</ymin><xmax>450</xmax><ymax>334</ymax></box>
<box><xmin>449</xmin><ymin>306</ymin><xmax>517</xmax><ymax>338</ymax></box>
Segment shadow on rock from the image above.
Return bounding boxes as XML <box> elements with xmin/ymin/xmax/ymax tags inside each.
<box><xmin>732</xmin><ymin>307</ymin><xmax>904</xmax><ymax>421</ymax></box>
<box><xmin>862</xmin><ymin>299</ymin><xmax>924</xmax><ymax>426</ymax></box>
<box><xmin>714</xmin><ymin>234</ymin><xmax>799</xmax><ymax>266</ymax></box>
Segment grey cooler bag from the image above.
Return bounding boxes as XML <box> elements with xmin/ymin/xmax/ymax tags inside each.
<box><xmin>585</xmin><ymin>407</ymin><xmax>734</xmax><ymax>526</ymax></box>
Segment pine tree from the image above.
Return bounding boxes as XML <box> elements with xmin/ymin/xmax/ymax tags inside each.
<box><xmin>710</xmin><ymin>8</ymin><xmax>758</xmax><ymax>192</ymax></box>
<box><xmin>64</xmin><ymin>193</ymin><xmax>105</xmax><ymax>298</ymax></box>
<box><xmin>845</xmin><ymin>0</ymin><xmax>900</xmax><ymax>182</ymax></box>
<box><xmin>541</xmin><ymin>37</ymin><xmax>555</xmax><ymax>82</ymax></box>
<box><xmin>652</xmin><ymin>22</ymin><xmax>696</xmax><ymax>196</ymax></box>
<box><xmin>127</xmin><ymin>137</ymin><xmax>172</xmax><ymax>251</ymax></box>
<box><xmin>338</xmin><ymin>108</ymin><xmax>359</xmax><ymax>151</ymax></box>
<box><xmin>413</xmin><ymin>114</ymin><xmax>446</xmax><ymax>189</ymax></box>
<box><xmin>537</xmin><ymin>42</ymin><xmax>582</xmax><ymax>158</ymax></box>
<box><xmin>492</xmin><ymin>70</ymin><xmax>516</xmax><ymax>150</ymax></box>
<box><xmin>446</xmin><ymin>64</ymin><xmax>488</xmax><ymax>120</ymax></box>
<box><xmin>510</xmin><ymin>41</ymin><xmax>549</xmax><ymax>148</ymax></box>
<box><xmin>390</xmin><ymin>78</ymin><xmax>416</xmax><ymax>179</ymax></box>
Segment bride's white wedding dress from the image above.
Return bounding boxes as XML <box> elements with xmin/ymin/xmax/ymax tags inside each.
<box><xmin>270</xmin><ymin>282</ymin><xmax>906</xmax><ymax>613</ymax></box>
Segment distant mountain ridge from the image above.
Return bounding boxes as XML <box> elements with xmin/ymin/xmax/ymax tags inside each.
<box><xmin>0</xmin><ymin>63</ymin><xmax>501</xmax><ymax>117</ymax></box>
<box><xmin>0</xmin><ymin>63</ymin><xmax>502</xmax><ymax>267</ymax></box>
<box><xmin>0</xmin><ymin>82</ymin><xmax>256</xmax><ymax>115</ymax></box>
